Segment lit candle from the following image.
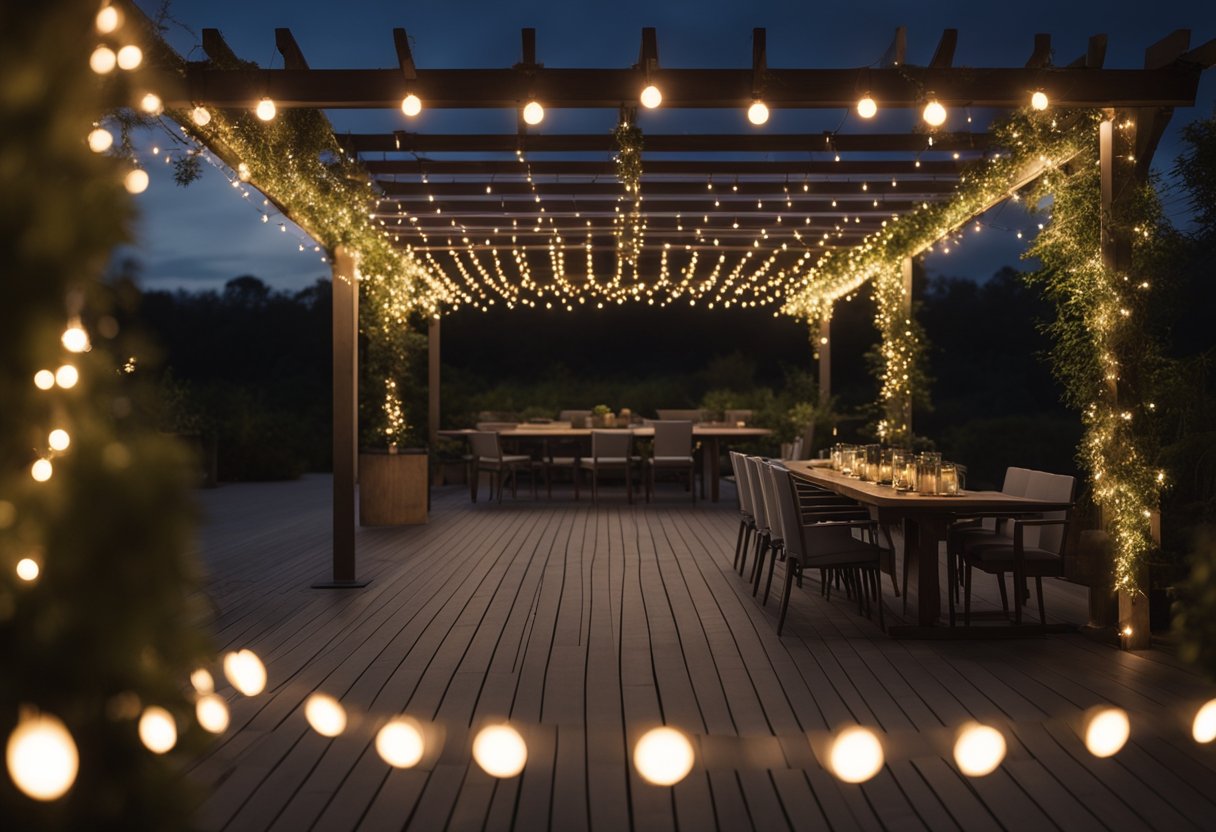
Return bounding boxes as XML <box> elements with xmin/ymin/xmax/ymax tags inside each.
<box><xmin>879</xmin><ymin>463</ymin><xmax>892</xmax><ymax>483</ymax></box>
<box><xmin>903</xmin><ymin>463</ymin><xmax>917</xmax><ymax>491</ymax></box>
<box><xmin>940</xmin><ymin>465</ymin><xmax>959</xmax><ymax>495</ymax></box>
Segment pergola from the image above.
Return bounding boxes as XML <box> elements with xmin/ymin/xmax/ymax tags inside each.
<box><xmin>128</xmin><ymin>7</ymin><xmax>1213</xmax><ymax>641</ymax></box>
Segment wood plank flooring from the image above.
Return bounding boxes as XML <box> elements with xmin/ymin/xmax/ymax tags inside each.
<box><xmin>188</xmin><ymin>475</ymin><xmax>1216</xmax><ymax>831</ymax></box>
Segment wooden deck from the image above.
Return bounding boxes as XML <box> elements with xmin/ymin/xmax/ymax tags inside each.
<box><xmin>190</xmin><ymin>474</ymin><xmax>1216</xmax><ymax>831</ymax></box>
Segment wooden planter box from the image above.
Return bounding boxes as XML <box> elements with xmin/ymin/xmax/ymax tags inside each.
<box><xmin>359</xmin><ymin>449</ymin><xmax>428</xmax><ymax>526</ymax></box>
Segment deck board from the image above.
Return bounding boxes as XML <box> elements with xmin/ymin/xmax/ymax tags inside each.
<box><xmin>187</xmin><ymin>475</ymin><xmax>1216</xmax><ymax>831</ymax></box>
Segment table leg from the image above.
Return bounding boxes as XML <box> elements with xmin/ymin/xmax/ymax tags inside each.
<box><xmin>707</xmin><ymin>437</ymin><xmax>721</xmax><ymax>502</ymax></box>
<box><xmin>916</xmin><ymin>517</ymin><xmax>947</xmax><ymax>626</ymax></box>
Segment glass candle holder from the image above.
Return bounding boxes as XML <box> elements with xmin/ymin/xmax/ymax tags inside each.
<box><xmin>917</xmin><ymin>452</ymin><xmax>942</xmax><ymax>495</ymax></box>
<box><xmin>879</xmin><ymin>448</ymin><xmax>894</xmax><ymax>485</ymax></box>
<box><xmin>891</xmin><ymin>449</ymin><xmax>913</xmax><ymax>491</ymax></box>
<box><xmin>940</xmin><ymin>462</ymin><xmax>960</xmax><ymax>495</ymax></box>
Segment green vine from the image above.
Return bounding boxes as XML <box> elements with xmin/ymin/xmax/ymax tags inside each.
<box><xmin>613</xmin><ymin>120</ymin><xmax>644</xmax><ymax>266</ymax></box>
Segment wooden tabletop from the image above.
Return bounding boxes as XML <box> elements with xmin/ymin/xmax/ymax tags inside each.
<box><xmin>440</xmin><ymin>425</ymin><xmax>772</xmax><ymax>439</ymax></box>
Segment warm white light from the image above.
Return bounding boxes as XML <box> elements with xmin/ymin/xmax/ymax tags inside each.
<box><xmin>190</xmin><ymin>106</ymin><xmax>212</xmax><ymax>127</ymax></box>
<box><xmin>195</xmin><ymin>695</ymin><xmax>230</xmax><ymax>734</ymax></box>
<box><xmin>96</xmin><ymin>6</ymin><xmax>122</xmax><ymax>34</ymax></box>
<box><xmin>237</xmin><ymin>162</ymin><xmax>252</xmax><ymax>182</ymax></box>
<box><xmin>472</xmin><ymin>724</ymin><xmax>528</xmax><ymax>778</ymax></box>
<box><xmin>640</xmin><ymin>84</ymin><xmax>662</xmax><ymax>109</ymax></box>
<box><xmin>255</xmin><ymin>97</ymin><xmax>277</xmax><ymax>121</ymax></box>
<box><xmin>856</xmin><ymin>95</ymin><xmax>878</xmax><ymax>119</ymax></box>
<box><xmin>34</xmin><ymin>370</ymin><xmax>55</xmax><ymax>390</ymax></box>
<box><xmin>138</xmin><ymin>706</ymin><xmax>177</xmax><ymax>754</ymax></box>
<box><xmin>139</xmin><ymin>92</ymin><xmax>163</xmax><ymax>115</ymax></box>
<box><xmin>55</xmin><ymin>365</ymin><xmax>79</xmax><ymax>389</ymax></box>
<box><xmin>1084</xmin><ymin>707</ymin><xmax>1130</xmax><ymax>758</ymax></box>
<box><xmin>124</xmin><ymin>169</ymin><xmax>149</xmax><ymax>194</ymax></box>
<box><xmin>116</xmin><ymin>44</ymin><xmax>142</xmax><ymax>71</ymax></box>
<box><xmin>48</xmin><ymin>429</ymin><xmax>70</xmax><ymax>452</ymax></box>
<box><xmin>61</xmin><ymin>325</ymin><xmax>89</xmax><ymax>353</ymax></box>
<box><xmin>222</xmin><ymin>649</ymin><xmax>267</xmax><ymax>696</ymax></box>
<box><xmin>522</xmin><ymin>101</ymin><xmax>544</xmax><ymax>126</ymax></box>
<box><xmin>88</xmin><ymin>127</ymin><xmax>114</xmax><ymax>153</ymax></box>
<box><xmin>633</xmin><ymin>727</ymin><xmax>695</xmax><ymax>786</ymax></box>
<box><xmin>304</xmin><ymin>693</ymin><xmax>346</xmax><ymax>737</ymax></box>
<box><xmin>90</xmin><ymin>45</ymin><xmax>116</xmax><ymax>74</ymax></box>
<box><xmin>1031</xmin><ymin>91</ymin><xmax>1049</xmax><ymax>111</ymax></box>
<box><xmin>376</xmin><ymin>719</ymin><xmax>425</xmax><ymax>768</ymax></box>
<box><xmin>922</xmin><ymin>99</ymin><xmax>947</xmax><ymax>127</ymax></box>
<box><xmin>5</xmin><ymin>711</ymin><xmax>78</xmax><ymax>801</ymax></box>
<box><xmin>747</xmin><ymin>100</ymin><xmax>769</xmax><ymax>126</ymax></box>
<box><xmin>16</xmin><ymin>558</ymin><xmax>40</xmax><ymax>582</ymax></box>
<box><xmin>1192</xmin><ymin>699</ymin><xmax>1216</xmax><ymax>744</ymax></box>
<box><xmin>191</xmin><ymin>669</ymin><xmax>215</xmax><ymax>694</ymax></box>
<box><xmin>953</xmin><ymin>724</ymin><xmax>1006</xmax><ymax>776</ymax></box>
<box><xmin>828</xmin><ymin>726</ymin><xmax>884</xmax><ymax>783</ymax></box>
<box><xmin>401</xmin><ymin>93</ymin><xmax>422</xmax><ymax>117</ymax></box>
<box><xmin>31</xmin><ymin>459</ymin><xmax>53</xmax><ymax>482</ymax></box>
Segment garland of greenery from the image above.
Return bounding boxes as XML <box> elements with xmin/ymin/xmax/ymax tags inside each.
<box><xmin>1</xmin><ymin>2</ymin><xmax>210</xmax><ymax>825</ymax></box>
<box><xmin>613</xmin><ymin>120</ymin><xmax>645</xmax><ymax>266</ymax></box>
<box><xmin>869</xmin><ymin>264</ymin><xmax>925</xmax><ymax>446</ymax></box>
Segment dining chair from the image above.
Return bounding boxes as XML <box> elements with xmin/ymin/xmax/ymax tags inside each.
<box><xmin>728</xmin><ymin>451</ymin><xmax>756</xmax><ymax>572</ymax></box>
<box><xmin>467</xmin><ymin>431</ymin><xmax>539</xmax><ymax>503</ymax></box>
<box><xmin>740</xmin><ymin>456</ymin><xmax>772</xmax><ymax>581</ymax></box>
<box><xmin>771</xmin><ymin>467</ymin><xmax>889</xmax><ymax>635</ymax></box>
<box><xmin>577</xmin><ymin>430</ymin><xmax>638</xmax><ymax>503</ymax></box>
<box><xmin>645</xmin><ymin>420</ymin><xmax>695</xmax><ymax>503</ymax></box>
<box><xmin>656</xmin><ymin>408</ymin><xmax>706</xmax><ymax>423</ymax></box>
<box><xmin>962</xmin><ymin>470</ymin><xmax>1075</xmax><ymax>626</ymax></box>
<box><xmin>543</xmin><ymin>437</ymin><xmax>583</xmax><ymax>499</ymax></box>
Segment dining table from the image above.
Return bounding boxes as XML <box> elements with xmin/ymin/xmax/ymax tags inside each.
<box><xmin>440</xmin><ymin>424</ymin><xmax>772</xmax><ymax>502</ymax></box>
<box><xmin>784</xmin><ymin>461</ymin><xmax>1073</xmax><ymax>636</ymax></box>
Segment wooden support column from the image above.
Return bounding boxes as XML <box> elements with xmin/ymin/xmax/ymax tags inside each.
<box><xmin>428</xmin><ymin>315</ymin><xmax>440</xmax><ymax>449</ymax></box>
<box><xmin>900</xmin><ymin>256</ymin><xmax>915</xmax><ymax>440</ymax></box>
<box><xmin>1100</xmin><ymin>111</ymin><xmax>1148</xmax><ymax>647</ymax></box>
<box><xmin>315</xmin><ymin>244</ymin><xmax>369</xmax><ymax>589</ymax></box>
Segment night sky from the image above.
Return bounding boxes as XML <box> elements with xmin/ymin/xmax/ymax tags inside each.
<box><xmin>126</xmin><ymin>0</ymin><xmax>1215</xmax><ymax>292</ymax></box>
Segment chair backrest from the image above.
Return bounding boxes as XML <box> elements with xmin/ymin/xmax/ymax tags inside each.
<box><xmin>758</xmin><ymin>460</ymin><xmax>788</xmax><ymax>543</ymax></box>
<box><xmin>559</xmin><ymin>409</ymin><xmax>591</xmax><ymax>422</ymax></box>
<box><xmin>652</xmin><ymin>420</ymin><xmax>693</xmax><ymax>458</ymax></box>
<box><xmin>468</xmin><ymin>431</ymin><xmax>502</xmax><ymax>461</ymax></box>
<box><xmin>725</xmin><ymin>409</ymin><xmax>753</xmax><ymax>425</ymax></box>
<box><xmin>743</xmin><ymin>457</ymin><xmax>769</xmax><ymax>532</ymax></box>
<box><xmin>657</xmin><ymin>408</ymin><xmax>705</xmax><ymax>423</ymax></box>
<box><xmin>729</xmin><ymin>451</ymin><xmax>753</xmax><ymax>515</ymax></box>
<box><xmin>1024</xmin><ymin>470</ymin><xmax>1075</xmax><ymax>554</ymax></box>
<box><xmin>590</xmin><ymin>429</ymin><xmax>633</xmax><ymax>459</ymax></box>
<box><xmin>773</xmin><ymin>469</ymin><xmax>865</xmax><ymax>565</ymax></box>
<box><xmin>789</xmin><ymin>435</ymin><xmax>804</xmax><ymax>461</ymax></box>
<box><xmin>982</xmin><ymin>466</ymin><xmax>1034</xmax><ymax>530</ymax></box>
<box><xmin>475</xmin><ymin>421</ymin><xmax>518</xmax><ymax>432</ymax></box>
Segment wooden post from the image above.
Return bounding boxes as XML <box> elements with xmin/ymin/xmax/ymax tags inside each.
<box><xmin>428</xmin><ymin>316</ymin><xmax>440</xmax><ymax>449</ymax></box>
<box><xmin>816</xmin><ymin>313</ymin><xmax>831</xmax><ymax>409</ymax></box>
<box><xmin>315</xmin><ymin>244</ymin><xmax>369</xmax><ymax>588</ymax></box>
<box><xmin>900</xmin><ymin>256</ymin><xmax>914</xmax><ymax>440</ymax></box>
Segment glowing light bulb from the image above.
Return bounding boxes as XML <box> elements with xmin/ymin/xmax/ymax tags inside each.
<box><xmin>522</xmin><ymin>101</ymin><xmax>544</xmax><ymax>125</ymax></box>
<box><xmin>34</xmin><ymin>370</ymin><xmax>55</xmax><ymax>390</ymax></box>
<box><xmin>747</xmin><ymin>100</ymin><xmax>769</xmax><ymax>126</ymax></box>
<box><xmin>255</xmin><ymin>97</ymin><xmax>276</xmax><ymax>121</ymax></box>
<box><xmin>48</xmin><ymin>429</ymin><xmax>70</xmax><ymax>452</ymax></box>
<box><xmin>116</xmin><ymin>44</ymin><xmax>142</xmax><ymax>70</ymax></box>
<box><xmin>401</xmin><ymin>93</ymin><xmax>422</xmax><ymax>117</ymax></box>
<box><xmin>304</xmin><ymin>693</ymin><xmax>346</xmax><ymax>737</ymax></box>
<box><xmin>1193</xmin><ymin>699</ymin><xmax>1216</xmax><ymax>744</ymax></box>
<box><xmin>856</xmin><ymin>95</ymin><xmax>877</xmax><ymax>119</ymax></box>
<box><xmin>90</xmin><ymin>45</ymin><xmax>116</xmax><ymax>74</ymax></box>
<box><xmin>31</xmin><ymin>459</ymin><xmax>53</xmax><ymax>482</ymax></box>
<box><xmin>5</xmin><ymin>711</ymin><xmax>78</xmax><ymax>801</ymax></box>
<box><xmin>139</xmin><ymin>93</ymin><xmax>163</xmax><ymax>115</ymax></box>
<box><xmin>16</xmin><ymin>558</ymin><xmax>40</xmax><ymax>582</ymax></box>
<box><xmin>828</xmin><ymin>726</ymin><xmax>884</xmax><ymax>783</ymax></box>
<box><xmin>1031</xmin><ymin>91</ymin><xmax>1049</xmax><ymax>111</ymax></box>
<box><xmin>190</xmin><ymin>669</ymin><xmax>214</xmax><ymax>694</ymax></box>
<box><xmin>633</xmin><ymin>727</ymin><xmax>695</xmax><ymax>786</ymax></box>
<box><xmin>191</xmin><ymin>106</ymin><xmax>212</xmax><ymax>126</ymax></box>
<box><xmin>55</xmin><ymin>365</ymin><xmax>79</xmax><ymax>389</ymax></box>
<box><xmin>376</xmin><ymin>718</ymin><xmax>425</xmax><ymax>768</ymax></box>
<box><xmin>640</xmin><ymin>84</ymin><xmax>662</xmax><ymax>109</ymax></box>
<box><xmin>88</xmin><ymin>127</ymin><xmax>114</xmax><ymax>153</ymax></box>
<box><xmin>237</xmin><ymin>162</ymin><xmax>252</xmax><ymax>182</ymax></box>
<box><xmin>953</xmin><ymin>724</ymin><xmax>1006</xmax><ymax>776</ymax></box>
<box><xmin>922</xmin><ymin>99</ymin><xmax>947</xmax><ymax>127</ymax></box>
<box><xmin>222</xmin><ymin>649</ymin><xmax>267</xmax><ymax>696</ymax></box>
<box><xmin>138</xmin><ymin>706</ymin><xmax>177</xmax><ymax>754</ymax></box>
<box><xmin>1084</xmin><ymin>707</ymin><xmax>1130</xmax><ymax>758</ymax></box>
<box><xmin>124</xmin><ymin>169</ymin><xmax>149</xmax><ymax>194</ymax></box>
<box><xmin>96</xmin><ymin>6</ymin><xmax>122</xmax><ymax>34</ymax></box>
<box><xmin>61</xmin><ymin>325</ymin><xmax>89</xmax><ymax>353</ymax></box>
<box><xmin>472</xmin><ymin>724</ymin><xmax>528</xmax><ymax>778</ymax></box>
<box><xmin>195</xmin><ymin>695</ymin><xmax>230</xmax><ymax>734</ymax></box>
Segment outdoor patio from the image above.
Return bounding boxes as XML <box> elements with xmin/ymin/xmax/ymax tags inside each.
<box><xmin>190</xmin><ymin>476</ymin><xmax>1215</xmax><ymax>831</ymax></box>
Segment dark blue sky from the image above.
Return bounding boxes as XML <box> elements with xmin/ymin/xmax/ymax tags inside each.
<box><xmin>127</xmin><ymin>0</ymin><xmax>1215</xmax><ymax>291</ymax></box>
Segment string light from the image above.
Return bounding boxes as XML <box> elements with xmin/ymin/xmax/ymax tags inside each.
<box><xmin>115</xmin><ymin>44</ymin><xmax>142</xmax><ymax>70</ymax></box>
<box><xmin>922</xmin><ymin>99</ymin><xmax>947</xmax><ymax>127</ymax></box>
<box><xmin>48</xmin><ymin>429</ymin><xmax>70</xmax><ymax>451</ymax></box>
<box><xmin>138</xmin><ymin>707</ymin><xmax>177</xmax><ymax>754</ymax></box>
<box><xmin>89</xmin><ymin>45</ymin><xmax>116</xmax><ymax>74</ymax></box>
<box><xmin>828</xmin><ymin>726</ymin><xmax>884</xmax><ymax>783</ymax></box>
<box><xmin>747</xmin><ymin>100</ymin><xmax>769</xmax><ymax>126</ymax></box>
<box><xmin>1031</xmin><ymin>90</ymin><xmax>1050</xmax><ymax>111</ymax></box>
<box><xmin>522</xmin><ymin>100</ymin><xmax>544</xmax><ymax>125</ymax></box>
<box><xmin>88</xmin><ymin>127</ymin><xmax>114</xmax><ymax>153</ymax></box>
<box><xmin>190</xmin><ymin>669</ymin><xmax>215</xmax><ymax>694</ymax></box>
<box><xmin>124</xmin><ymin>168</ymin><xmax>149</xmax><ymax>194</ymax></box>
<box><xmin>1193</xmin><ymin>699</ymin><xmax>1216</xmax><ymax>744</ymax></box>
<box><xmin>34</xmin><ymin>370</ymin><xmax>55</xmax><ymax>390</ymax></box>
<box><xmin>190</xmin><ymin>106</ymin><xmax>212</xmax><ymax>127</ymax></box>
<box><xmin>55</xmin><ymin>364</ymin><xmax>79</xmax><ymax>389</ymax></box>
<box><xmin>1084</xmin><ymin>707</ymin><xmax>1130</xmax><ymax>757</ymax></box>
<box><xmin>195</xmin><ymin>695</ymin><xmax>230</xmax><ymax>734</ymax></box>
<box><xmin>401</xmin><ymin>93</ymin><xmax>422</xmax><ymax>117</ymax></box>
<box><xmin>856</xmin><ymin>95</ymin><xmax>877</xmax><ymax>119</ymax></box>
<box><xmin>472</xmin><ymin>724</ymin><xmax>528</xmax><ymax>778</ymax></box>
<box><xmin>633</xmin><ymin>727</ymin><xmax>695</xmax><ymax>786</ymax></box>
<box><xmin>96</xmin><ymin>5</ymin><xmax>122</xmax><ymax>34</ymax></box>
<box><xmin>376</xmin><ymin>718</ymin><xmax>426</xmax><ymax>767</ymax></box>
<box><xmin>139</xmin><ymin>93</ymin><xmax>163</xmax><ymax>115</ymax></box>
<box><xmin>61</xmin><ymin>322</ymin><xmax>89</xmax><ymax>352</ymax></box>
<box><xmin>16</xmin><ymin>558</ymin><xmax>40</xmax><ymax>581</ymax></box>
<box><xmin>222</xmin><ymin>649</ymin><xmax>267</xmax><ymax>696</ymax></box>
<box><xmin>304</xmin><ymin>693</ymin><xmax>347</xmax><ymax>737</ymax></box>
<box><xmin>953</xmin><ymin>724</ymin><xmax>1006</xmax><ymax>776</ymax></box>
<box><xmin>255</xmin><ymin>97</ymin><xmax>277</xmax><ymax>121</ymax></box>
<box><xmin>5</xmin><ymin>711</ymin><xmax>79</xmax><ymax>801</ymax></box>
<box><xmin>31</xmin><ymin>459</ymin><xmax>53</xmax><ymax>482</ymax></box>
<box><xmin>640</xmin><ymin>84</ymin><xmax>662</xmax><ymax>109</ymax></box>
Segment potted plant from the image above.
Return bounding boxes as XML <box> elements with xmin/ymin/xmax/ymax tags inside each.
<box><xmin>591</xmin><ymin>404</ymin><xmax>613</xmax><ymax>428</ymax></box>
<box><xmin>358</xmin><ymin>375</ymin><xmax>428</xmax><ymax>526</ymax></box>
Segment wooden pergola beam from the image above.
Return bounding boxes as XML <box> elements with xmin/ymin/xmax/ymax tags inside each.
<box><xmin>274</xmin><ymin>28</ymin><xmax>310</xmax><ymax>70</ymax></box>
<box><xmin>148</xmin><ymin>65</ymin><xmax>1204</xmax><ymax>110</ymax></box>
<box><xmin>373</xmin><ymin>180</ymin><xmax>959</xmax><ymax>197</ymax></box>
<box><xmin>340</xmin><ymin>132</ymin><xmax>993</xmax><ymax>154</ymax></box>
<box><xmin>1067</xmin><ymin>34</ymin><xmax>1108</xmax><ymax>68</ymax></box>
<box><xmin>929</xmin><ymin>29</ymin><xmax>958</xmax><ymax>69</ymax></box>
<box><xmin>377</xmin><ymin>196</ymin><xmax>954</xmax><ymax>215</ymax></box>
<box><xmin>363</xmin><ymin>159</ymin><xmax>966</xmax><ymax>177</ymax></box>
<box><xmin>1026</xmin><ymin>34</ymin><xmax>1052</xmax><ymax>68</ymax></box>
